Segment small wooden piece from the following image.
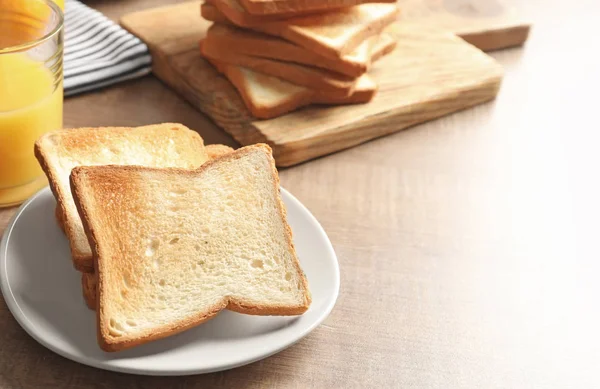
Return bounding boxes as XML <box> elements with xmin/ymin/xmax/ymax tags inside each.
<box><xmin>400</xmin><ymin>0</ymin><xmax>530</xmax><ymax>51</ymax></box>
<box><xmin>121</xmin><ymin>1</ymin><xmax>503</xmax><ymax>167</ymax></box>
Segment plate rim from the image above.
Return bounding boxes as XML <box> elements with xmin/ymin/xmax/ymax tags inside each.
<box><xmin>0</xmin><ymin>187</ymin><xmax>340</xmax><ymax>376</ymax></box>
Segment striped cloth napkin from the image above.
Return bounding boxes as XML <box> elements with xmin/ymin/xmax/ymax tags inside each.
<box><xmin>64</xmin><ymin>0</ymin><xmax>152</xmax><ymax>96</ymax></box>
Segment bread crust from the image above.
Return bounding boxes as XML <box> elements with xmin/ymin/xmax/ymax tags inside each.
<box><xmin>205</xmin><ymin>143</ymin><xmax>235</xmax><ymax>159</ymax></box>
<box><xmin>82</xmin><ymin>272</ymin><xmax>97</xmax><ymax>310</ymax></box>
<box><xmin>35</xmin><ymin>134</ymin><xmax>94</xmax><ymax>272</ymax></box>
<box><xmin>70</xmin><ymin>144</ymin><xmax>311</xmax><ymax>352</ymax></box>
<box><xmin>55</xmin><ymin>206</ymin><xmax>65</xmax><ymax>234</ymax></box>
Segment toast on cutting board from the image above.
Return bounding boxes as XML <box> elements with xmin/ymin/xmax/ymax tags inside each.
<box><xmin>35</xmin><ymin>124</ymin><xmax>209</xmax><ymax>272</ymax></box>
<box><xmin>207</xmin><ymin>0</ymin><xmax>396</xmax><ymax>24</ymax></box>
<box><xmin>205</xmin><ymin>2</ymin><xmax>399</xmax><ymax>58</ymax></box>
<box><xmin>209</xmin><ymin>59</ymin><xmax>377</xmax><ymax>119</ymax></box>
<box><xmin>201</xmin><ymin>39</ymin><xmax>357</xmax><ymax>96</ymax></box>
<box><xmin>203</xmin><ymin>23</ymin><xmax>396</xmax><ymax>77</ymax></box>
<box><xmin>70</xmin><ymin>144</ymin><xmax>311</xmax><ymax>351</ymax></box>
<box><xmin>236</xmin><ymin>0</ymin><xmax>397</xmax><ymax>15</ymax></box>
<box><xmin>80</xmin><ymin>143</ymin><xmax>237</xmax><ymax>310</ymax></box>
<box><xmin>204</xmin><ymin>28</ymin><xmax>396</xmax><ymax>119</ymax></box>
<box><xmin>204</xmin><ymin>0</ymin><xmax>318</xmax><ymax>26</ymax></box>
<box><xmin>201</xmin><ymin>1</ymin><xmax>229</xmax><ymax>24</ymax></box>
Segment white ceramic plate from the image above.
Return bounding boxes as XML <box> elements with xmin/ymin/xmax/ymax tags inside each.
<box><xmin>0</xmin><ymin>187</ymin><xmax>339</xmax><ymax>376</ymax></box>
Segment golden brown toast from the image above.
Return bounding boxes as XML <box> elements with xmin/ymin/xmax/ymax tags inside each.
<box><xmin>201</xmin><ymin>39</ymin><xmax>357</xmax><ymax>97</ymax></box>
<box><xmin>79</xmin><ymin>144</ymin><xmax>237</xmax><ymax>310</ymax></box>
<box><xmin>70</xmin><ymin>144</ymin><xmax>311</xmax><ymax>351</ymax></box>
<box><xmin>236</xmin><ymin>0</ymin><xmax>397</xmax><ymax>15</ymax></box>
<box><xmin>35</xmin><ymin>124</ymin><xmax>209</xmax><ymax>272</ymax></box>
<box><xmin>204</xmin><ymin>23</ymin><xmax>396</xmax><ymax>77</ymax></box>
<box><xmin>204</xmin><ymin>2</ymin><xmax>399</xmax><ymax>58</ymax></box>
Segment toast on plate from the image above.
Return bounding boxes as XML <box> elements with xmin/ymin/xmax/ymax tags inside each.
<box><xmin>35</xmin><ymin>124</ymin><xmax>209</xmax><ymax>272</ymax></box>
<box><xmin>70</xmin><ymin>144</ymin><xmax>311</xmax><ymax>351</ymax></box>
<box><xmin>79</xmin><ymin>143</ymin><xmax>237</xmax><ymax>310</ymax></box>
<box><xmin>205</xmin><ymin>143</ymin><xmax>236</xmax><ymax>159</ymax></box>
<box><xmin>82</xmin><ymin>272</ymin><xmax>97</xmax><ymax>310</ymax></box>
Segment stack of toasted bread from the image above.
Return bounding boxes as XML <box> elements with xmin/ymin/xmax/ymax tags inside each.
<box><xmin>199</xmin><ymin>0</ymin><xmax>400</xmax><ymax>119</ymax></box>
<box><xmin>34</xmin><ymin>124</ymin><xmax>311</xmax><ymax>351</ymax></box>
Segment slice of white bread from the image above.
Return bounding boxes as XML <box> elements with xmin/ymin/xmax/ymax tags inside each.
<box><xmin>205</xmin><ymin>143</ymin><xmax>236</xmax><ymax>159</ymax></box>
<box><xmin>35</xmin><ymin>124</ymin><xmax>209</xmax><ymax>272</ymax></box>
<box><xmin>80</xmin><ymin>143</ymin><xmax>237</xmax><ymax>310</ymax></box>
<box><xmin>204</xmin><ymin>23</ymin><xmax>394</xmax><ymax>78</ymax></box>
<box><xmin>206</xmin><ymin>0</ymin><xmax>396</xmax><ymax>25</ymax></box>
<box><xmin>70</xmin><ymin>144</ymin><xmax>312</xmax><ymax>351</ymax></box>
<box><xmin>214</xmin><ymin>62</ymin><xmax>378</xmax><ymax>118</ymax></box>
<box><xmin>200</xmin><ymin>38</ymin><xmax>357</xmax><ymax>97</ymax></box>
<box><xmin>206</xmin><ymin>2</ymin><xmax>399</xmax><ymax>58</ymax></box>
<box><xmin>60</xmin><ymin>144</ymin><xmax>235</xmax><ymax>246</ymax></box>
<box><xmin>236</xmin><ymin>0</ymin><xmax>397</xmax><ymax>15</ymax></box>
<box><xmin>203</xmin><ymin>0</ymin><xmax>318</xmax><ymax>26</ymax></box>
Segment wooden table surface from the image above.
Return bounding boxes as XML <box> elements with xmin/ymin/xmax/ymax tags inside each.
<box><xmin>2</xmin><ymin>0</ymin><xmax>599</xmax><ymax>387</ymax></box>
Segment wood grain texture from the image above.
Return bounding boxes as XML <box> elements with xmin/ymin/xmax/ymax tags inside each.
<box><xmin>2</xmin><ymin>0</ymin><xmax>600</xmax><ymax>388</ymax></box>
<box><xmin>400</xmin><ymin>0</ymin><xmax>531</xmax><ymax>51</ymax></box>
<box><xmin>120</xmin><ymin>1</ymin><xmax>503</xmax><ymax>167</ymax></box>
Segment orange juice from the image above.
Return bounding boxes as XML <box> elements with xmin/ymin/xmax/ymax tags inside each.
<box><xmin>0</xmin><ymin>0</ymin><xmax>63</xmax><ymax>206</ymax></box>
<box><xmin>0</xmin><ymin>54</ymin><xmax>63</xmax><ymax>205</ymax></box>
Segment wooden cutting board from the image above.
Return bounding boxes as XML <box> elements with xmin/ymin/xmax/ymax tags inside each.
<box><xmin>121</xmin><ymin>1</ymin><xmax>504</xmax><ymax>167</ymax></box>
<box><xmin>399</xmin><ymin>0</ymin><xmax>530</xmax><ymax>51</ymax></box>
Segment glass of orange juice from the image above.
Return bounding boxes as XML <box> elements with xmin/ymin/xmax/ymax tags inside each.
<box><xmin>0</xmin><ymin>0</ymin><xmax>64</xmax><ymax>207</ymax></box>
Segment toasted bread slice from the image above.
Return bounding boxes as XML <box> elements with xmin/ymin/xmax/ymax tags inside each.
<box><xmin>204</xmin><ymin>23</ymin><xmax>395</xmax><ymax>77</ymax></box>
<box><xmin>35</xmin><ymin>124</ymin><xmax>209</xmax><ymax>272</ymax></box>
<box><xmin>70</xmin><ymin>144</ymin><xmax>311</xmax><ymax>352</ymax></box>
<box><xmin>314</xmin><ymin>73</ymin><xmax>377</xmax><ymax>105</ymax></box>
<box><xmin>214</xmin><ymin>62</ymin><xmax>313</xmax><ymax>119</ymax></box>
<box><xmin>211</xmin><ymin>60</ymin><xmax>378</xmax><ymax>119</ymax></box>
<box><xmin>201</xmin><ymin>39</ymin><xmax>356</xmax><ymax>97</ymax></box>
<box><xmin>79</xmin><ymin>143</ymin><xmax>237</xmax><ymax>310</ymax></box>
<box><xmin>62</xmin><ymin>143</ymin><xmax>234</xmax><ymax>240</ymax></box>
<box><xmin>204</xmin><ymin>2</ymin><xmax>399</xmax><ymax>58</ymax></box>
<box><xmin>204</xmin><ymin>31</ymin><xmax>396</xmax><ymax>119</ymax></box>
<box><xmin>201</xmin><ymin>1</ymin><xmax>228</xmax><ymax>23</ymax></box>
<box><xmin>82</xmin><ymin>272</ymin><xmax>97</xmax><ymax>310</ymax></box>
<box><xmin>237</xmin><ymin>0</ymin><xmax>397</xmax><ymax>15</ymax></box>
<box><xmin>203</xmin><ymin>0</ymin><xmax>318</xmax><ymax>26</ymax></box>
<box><xmin>205</xmin><ymin>143</ymin><xmax>236</xmax><ymax>159</ymax></box>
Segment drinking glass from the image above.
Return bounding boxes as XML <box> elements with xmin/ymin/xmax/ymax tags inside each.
<box><xmin>0</xmin><ymin>0</ymin><xmax>64</xmax><ymax>207</ymax></box>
